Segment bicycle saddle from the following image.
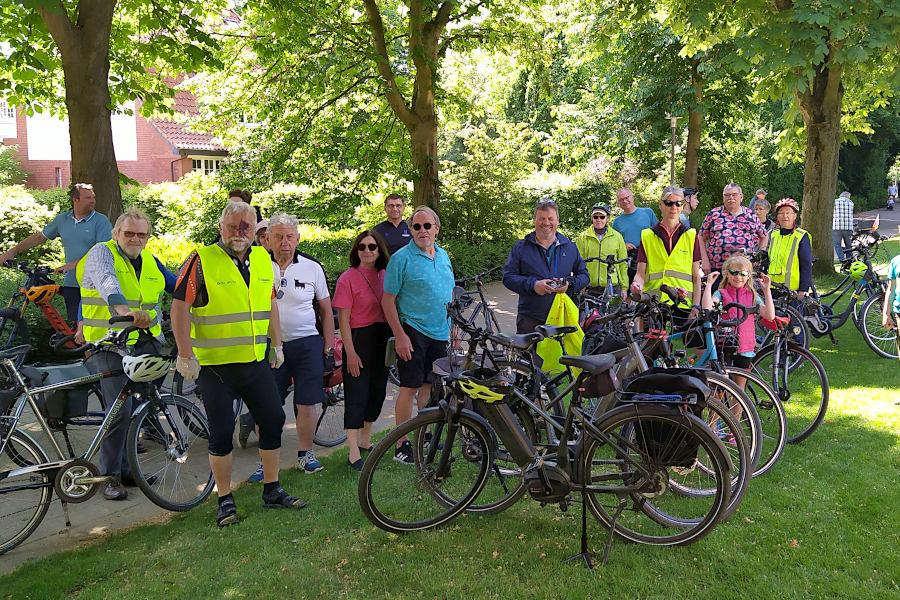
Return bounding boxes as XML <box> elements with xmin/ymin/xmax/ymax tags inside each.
<box><xmin>558</xmin><ymin>353</ymin><xmax>615</xmax><ymax>374</ymax></box>
<box><xmin>486</xmin><ymin>331</ymin><xmax>543</xmax><ymax>350</ymax></box>
<box><xmin>535</xmin><ymin>325</ymin><xmax>578</xmax><ymax>338</ymax></box>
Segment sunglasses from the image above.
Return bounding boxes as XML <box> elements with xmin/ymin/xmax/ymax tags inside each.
<box><xmin>121</xmin><ymin>231</ymin><xmax>149</xmax><ymax>240</ymax></box>
<box><xmin>727</xmin><ymin>269</ymin><xmax>750</xmax><ymax>277</ymax></box>
<box><xmin>592</xmin><ymin>214</ymin><xmax>608</xmax><ymax>220</ymax></box>
<box><xmin>662</xmin><ymin>200</ymin><xmax>684</xmax><ymax>207</ymax></box>
<box><xmin>411</xmin><ymin>222</ymin><xmax>434</xmax><ymax>231</ymax></box>
<box><xmin>357</xmin><ymin>243</ymin><xmax>379</xmax><ymax>252</ymax></box>
<box><xmin>536</xmin><ymin>198</ymin><xmax>557</xmax><ymax>207</ymax></box>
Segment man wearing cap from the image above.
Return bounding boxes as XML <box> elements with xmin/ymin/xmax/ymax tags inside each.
<box><xmin>574</xmin><ymin>204</ymin><xmax>627</xmax><ymax>298</ymax></box>
<box><xmin>255</xmin><ymin>219</ymin><xmax>270</xmax><ymax>249</ymax></box>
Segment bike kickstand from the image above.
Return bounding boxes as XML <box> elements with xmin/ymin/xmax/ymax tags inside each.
<box><xmin>601</xmin><ymin>499</ymin><xmax>627</xmax><ymax>565</ymax></box>
<box><xmin>565</xmin><ymin>491</ymin><xmax>595</xmax><ymax>570</ymax></box>
<box><xmin>60</xmin><ymin>499</ymin><xmax>71</xmax><ymax>527</ymax></box>
<box><xmin>828</xmin><ymin>332</ymin><xmax>838</xmax><ymax>346</ymax></box>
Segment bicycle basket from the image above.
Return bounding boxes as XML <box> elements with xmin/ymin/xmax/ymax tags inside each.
<box><xmin>617</xmin><ymin>368</ymin><xmax>711</xmax><ymax>467</ymax></box>
<box><xmin>20</xmin><ymin>363</ymin><xmax>92</xmax><ymax>424</ymax></box>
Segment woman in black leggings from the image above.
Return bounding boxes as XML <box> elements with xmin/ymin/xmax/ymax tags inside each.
<box><xmin>332</xmin><ymin>230</ymin><xmax>392</xmax><ymax>470</ymax></box>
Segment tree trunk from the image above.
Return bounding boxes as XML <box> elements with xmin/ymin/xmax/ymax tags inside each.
<box><xmin>683</xmin><ymin>59</ymin><xmax>703</xmax><ymax>188</ymax></box>
<box><xmin>40</xmin><ymin>1</ymin><xmax>122</xmax><ymax>221</ymax></box>
<box><xmin>410</xmin><ymin>119</ymin><xmax>440</xmax><ymax>211</ymax></box>
<box><xmin>796</xmin><ymin>60</ymin><xmax>843</xmax><ymax>277</ymax></box>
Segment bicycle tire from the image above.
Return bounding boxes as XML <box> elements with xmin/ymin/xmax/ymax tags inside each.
<box><xmin>358</xmin><ymin>408</ymin><xmax>493</xmax><ymax>534</ymax></box>
<box><xmin>757</xmin><ymin>303</ymin><xmax>809</xmax><ymax>352</ymax></box>
<box><xmin>126</xmin><ymin>393</ymin><xmax>214</xmax><ymax>512</ymax></box>
<box><xmin>704</xmin><ymin>372</ymin><xmax>763</xmax><ymax>471</ymax></box>
<box><xmin>579</xmin><ymin>403</ymin><xmax>731</xmax><ymax>546</ymax></box>
<box><xmin>0</xmin><ymin>310</ymin><xmax>29</xmax><ymax>365</ymax></box>
<box><xmin>314</xmin><ymin>382</ymin><xmax>347</xmax><ymax>447</ymax></box>
<box><xmin>0</xmin><ymin>430</ymin><xmax>53</xmax><ymax>555</ymax></box>
<box><xmin>858</xmin><ymin>294</ymin><xmax>900</xmax><ymax>359</ymax></box>
<box><xmin>722</xmin><ymin>367</ymin><xmax>787</xmax><ymax>478</ymax></box>
<box><xmin>663</xmin><ymin>397</ymin><xmax>750</xmax><ymax>523</ymax></box>
<box><xmin>752</xmin><ymin>343</ymin><xmax>829</xmax><ymax>444</ymax></box>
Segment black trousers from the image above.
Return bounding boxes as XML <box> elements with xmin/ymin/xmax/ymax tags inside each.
<box><xmin>343</xmin><ymin>322</ymin><xmax>391</xmax><ymax>429</ymax></box>
<box><xmin>198</xmin><ymin>360</ymin><xmax>285</xmax><ymax>456</ymax></box>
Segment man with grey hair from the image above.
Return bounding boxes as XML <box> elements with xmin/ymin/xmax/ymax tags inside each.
<box><xmin>699</xmin><ymin>183</ymin><xmax>768</xmax><ymax>275</ymax></box>
<box><xmin>382</xmin><ymin>205</ymin><xmax>454</xmax><ymax>464</ymax></box>
<box><xmin>171</xmin><ymin>201</ymin><xmax>305</xmax><ymax>528</ymax></box>
<box><xmin>76</xmin><ymin>207</ymin><xmax>176</xmax><ymax>500</ymax></box>
<box><xmin>832</xmin><ymin>191</ymin><xmax>855</xmax><ymax>261</ymax></box>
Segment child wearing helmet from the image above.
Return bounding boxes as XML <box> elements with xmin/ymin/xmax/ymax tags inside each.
<box><xmin>768</xmin><ymin>198</ymin><xmax>813</xmax><ymax>298</ymax></box>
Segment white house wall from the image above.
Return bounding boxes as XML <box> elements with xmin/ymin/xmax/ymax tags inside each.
<box><xmin>25</xmin><ymin>102</ymin><xmax>138</xmax><ymax>161</ymax></box>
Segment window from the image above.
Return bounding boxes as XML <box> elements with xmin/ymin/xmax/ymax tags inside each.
<box><xmin>191</xmin><ymin>158</ymin><xmax>223</xmax><ymax>176</ymax></box>
<box><xmin>0</xmin><ymin>101</ymin><xmax>14</xmax><ymax>121</ymax></box>
<box><xmin>55</xmin><ymin>167</ymin><xmax>62</xmax><ymax>188</ymax></box>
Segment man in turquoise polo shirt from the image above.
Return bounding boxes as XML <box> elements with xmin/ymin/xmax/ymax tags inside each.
<box><xmin>382</xmin><ymin>206</ymin><xmax>454</xmax><ymax>464</ymax></box>
<box><xmin>0</xmin><ymin>183</ymin><xmax>112</xmax><ymax>321</ymax></box>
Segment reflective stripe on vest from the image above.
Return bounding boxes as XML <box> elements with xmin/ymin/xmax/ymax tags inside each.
<box><xmin>75</xmin><ymin>240</ymin><xmax>165</xmax><ymax>343</ymax></box>
<box><xmin>768</xmin><ymin>228</ymin><xmax>809</xmax><ymax>291</ymax></box>
<box><xmin>641</xmin><ymin>227</ymin><xmax>696</xmax><ymax>308</ymax></box>
<box><xmin>190</xmin><ymin>245</ymin><xmax>273</xmax><ymax>366</ymax></box>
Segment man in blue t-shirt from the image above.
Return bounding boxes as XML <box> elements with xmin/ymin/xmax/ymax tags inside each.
<box><xmin>0</xmin><ymin>183</ymin><xmax>112</xmax><ymax>321</ymax></box>
<box><xmin>611</xmin><ymin>187</ymin><xmax>658</xmax><ymax>284</ymax></box>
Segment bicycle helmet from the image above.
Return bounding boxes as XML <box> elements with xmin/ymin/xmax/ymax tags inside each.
<box><xmin>773</xmin><ymin>198</ymin><xmax>799</xmax><ymax>214</ymax></box>
<box><xmin>24</xmin><ymin>284</ymin><xmax>60</xmax><ymax>304</ymax></box>
<box><xmin>455</xmin><ymin>369</ymin><xmax>511</xmax><ymax>403</ymax></box>
<box><xmin>848</xmin><ymin>260</ymin><xmax>868</xmax><ymax>281</ymax></box>
<box><xmin>122</xmin><ymin>354</ymin><xmax>172</xmax><ymax>382</ymax></box>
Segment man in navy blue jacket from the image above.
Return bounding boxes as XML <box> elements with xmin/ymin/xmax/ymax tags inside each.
<box><xmin>503</xmin><ymin>199</ymin><xmax>590</xmax><ymax>333</ymax></box>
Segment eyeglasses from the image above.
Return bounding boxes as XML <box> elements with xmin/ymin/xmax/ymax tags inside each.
<box><xmin>727</xmin><ymin>269</ymin><xmax>750</xmax><ymax>277</ymax></box>
<box><xmin>357</xmin><ymin>243</ymin><xmax>379</xmax><ymax>252</ymax></box>
<box><xmin>411</xmin><ymin>222</ymin><xmax>434</xmax><ymax>231</ymax></box>
<box><xmin>276</xmin><ymin>278</ymin><xmax>287</xmax><ymax>299</ymax></box>
<box><xmin>121</xmin><ymin>231</ymin><xmax>149</xmax><ymax>240</ymax></box>
<box><xmin>592</xmin><ymin>214</ymin><xmax>608</xmax><ymax>220</ymax></box>
<box><xmin>663</xmin><ymin>200</ymin><xmax>684</xmax><ymax>207</ymax></box>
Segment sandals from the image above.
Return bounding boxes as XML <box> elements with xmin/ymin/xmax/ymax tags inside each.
<box><xmin>216</xmin><ymin>496</ymin><xmax>239</xmax><ymax>528</ymax></box>
<box><xmin>262</xmin><ymin>486</ymin><xmax>307</xmax><ymax>509</ymax></box>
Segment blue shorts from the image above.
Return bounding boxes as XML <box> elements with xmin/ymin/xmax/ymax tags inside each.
<box><xmin>274</xmin><ymin>335</ymin><xmax>326</xmax><ymax>406</ymax></box>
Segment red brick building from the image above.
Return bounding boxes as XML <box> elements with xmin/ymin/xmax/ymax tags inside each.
<box><xmin>0</xmin><ymin>91</ymin><xmax>227</xmax><ymax>189</ymax></box>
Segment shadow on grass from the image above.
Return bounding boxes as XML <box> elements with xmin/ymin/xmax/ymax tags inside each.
<box><xmin>2</xmin><ymin>410</ymin><xmax>897</xmax><ymax>600</ymax></box>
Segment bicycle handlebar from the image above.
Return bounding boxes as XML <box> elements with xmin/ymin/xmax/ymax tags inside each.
<box><xmin>584</xmin><ymin>254</ymin><xmax>628</xmax><ymax>266</ymax></box>
<box><xmin>717</xmin><ymin>302</ymin><xmax>756</xmax><ymax>327</ymax></box>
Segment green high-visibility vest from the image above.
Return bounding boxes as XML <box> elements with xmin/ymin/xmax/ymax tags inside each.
<box><xmin>76</xmin><ymin>240</ymin><xmax>165</xmax><ymax>343</ymax></box>
<box><xmin>641</xmin><ymin>227</ymin><xmax>696</xmax><ymax>308</ymax></box>
<box><xmin>768</xmin><ymin>228</ymin><xmax>810</xmax><ymax>291</ymax></box>
<box><xmin>190</xmin><ymin>244</ymin><xmax>273</xmax><ymax>366</ymax></box>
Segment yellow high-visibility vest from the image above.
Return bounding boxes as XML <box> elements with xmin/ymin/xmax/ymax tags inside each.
<box><xmin>191</xmin><ymin>244</ymin><xmax>273</xmax><ymax>366</ymax></box>
<box><xmin>641</xmin><ymin>227</ymin><xmax>696</xmax><ymax>308</ymax></box>
<box><xmin>76</xmin><ymin>240</ymin><xmax>164</xmax><ymax>343</ymax></box>
<box><xmin>768</xmin><ymin>228</ymin><xmax>810</xmax><ymax>291</ymax></box>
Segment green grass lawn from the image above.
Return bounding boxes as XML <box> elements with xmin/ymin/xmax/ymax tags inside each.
<box><xmin>2</xmin><ymin>257</ymin><xmax>899</xmax><ymax>599</ymax></box>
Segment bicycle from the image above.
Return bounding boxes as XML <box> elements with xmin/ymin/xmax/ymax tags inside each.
<box><xmin>0</xmin><ymin>261</ymin><xmax>77</xmax><ymax>363</ymax></box>
<box><xmin>751</xmin><ymin>315</ymin><xmax>830</xmax><ymax>444</ymax></box>
<box><xmin>580</xmin><ymin>255</ymin><xmax>628</xmax><ymax>354</ymax></box>
<box><xmin>358</xmin><ymin>325</ymin><xmax>732</xmax><ymax>564</ymax></box>
<box><xmin>0</xmin><ymin>317</ymin><xmax>213</xmax><ymax>556</ymax></box>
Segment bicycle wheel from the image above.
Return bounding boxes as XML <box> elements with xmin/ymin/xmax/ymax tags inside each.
<box><xmin>722</xmin><ymin>367</ymin><xmax>787</xmax><ymax>478</ymax></box>
<box><xmin>126</xmin><ymin>393</ymin><xmax>213</xmax><ymax>512</ymax></box>
<box><xmin>580</xmin><ymin>404</ymin><xmax>730</xmax><ymax>546</ymax></box>
<box><xmin>752</xmin><ymin>343</ymin><xmax>829</xmax><ymax>444</ymax></box>
<box><xmin>0</xmin><ymin>430</ymin><xmax>53</xmax><ymax>555</ymax></box>
<box><xmin>757</xmin><ymin>304</ymin><xmax>809</xmax><ymax>351</ymax></box>
<box><xmin>664</xmin><ymin>397</ymin><xmax>750</xmax><ymax>523</ymax></box>
<box><xmin>858</xmin><ymin>294</ymin><xmax>900</xmax><ymax>359</ymax></box>
<box><xmin>0</xmin><ymin>309</ymin><xmax>29</xmax><ymax>365</ymax></box>
<box><xmin>705</xmin><ymin>372</ymin><xmax>763</xmax><ymax>471</ymax></box>
<box><xmin>314</xmin><ymin>383</ymin><xmax>347</xmax><ymax>447</ymax></box>
<box><xmin>358</xmin><ymin>408</ymin><xmax>493</xmax><ymax>534</ymax></box>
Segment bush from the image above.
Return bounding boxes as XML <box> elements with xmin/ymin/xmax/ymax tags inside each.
<box><xmin>521</xmin><ymin>171</ymin><xmax>617</xmax><ymax>238</ymax></box>
<box><xmin>442</xmin><ymin>238</ymin><xmax>516</xmax><ymax>279</ymax></box>
<box><xmin>0</xmin><ymin>186</ymin><xmax>64</xmax><ymax>264</ymax></box>
<box><xmin>132</xmin><ymin>172</ymin><xmax>225</xmax><ymax>245</ymax></box>
<box><xmin>0</xmin><ymin>145</ymin><xmax>26</xmax><ymax>186</ymax></box>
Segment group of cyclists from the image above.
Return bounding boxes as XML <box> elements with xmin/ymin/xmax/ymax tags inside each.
<box><xmin>1</xmin><ymin>179</ymin><xmax>898</xmax><ymax>534</ymax></box>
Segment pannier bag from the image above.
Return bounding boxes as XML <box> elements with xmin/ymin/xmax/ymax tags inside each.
<box><xmin>618</xmin><ymin>367</ymin><xmax>711</xmax><ymax>467</ymax></box>
<box><xmin>19</xmin><ymin>363</ymin><xmax>93</xmax><ymax>424</ymax></box>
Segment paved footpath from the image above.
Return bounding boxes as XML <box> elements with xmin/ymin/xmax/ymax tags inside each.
<box><xmin>2</xmin><ymin>281</ymin><xmax>518</xmax><ymax>575</ymax></box>
<box><xmin>856</xmin><ymin>206</ymin><xmax>900</xmax><ymax>240</ymax></box>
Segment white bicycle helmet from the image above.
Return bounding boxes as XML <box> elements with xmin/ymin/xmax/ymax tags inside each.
<box><xmin>122</xmin><ymin>354</ymin><xmax>172</xmax><ymax>382</ymax></box>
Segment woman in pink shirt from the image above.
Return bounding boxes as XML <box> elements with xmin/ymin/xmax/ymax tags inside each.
<box><xmin>333</xmin><ymin>230</ymin><xmax>392</xmax><ymax>470</ymax></box>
